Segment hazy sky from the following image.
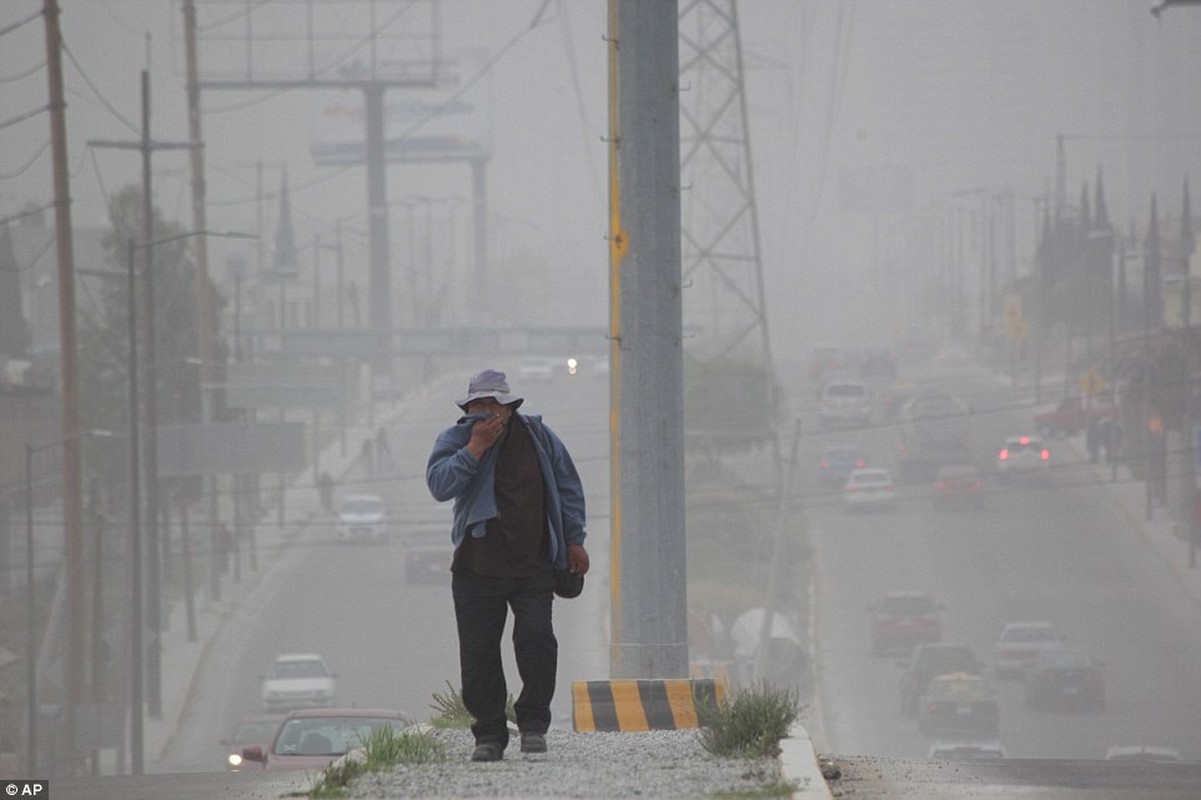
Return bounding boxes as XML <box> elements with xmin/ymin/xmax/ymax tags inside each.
<box><xmin>2</xmin><ymin>1</ymin><xmax>1199</xmax><ymax>364</ymax></box>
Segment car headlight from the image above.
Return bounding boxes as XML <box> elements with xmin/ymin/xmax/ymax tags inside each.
<box><xmin>229</xmin><ymin>753</ymin><xmax>243</xmax><ymax>767</ymax></box>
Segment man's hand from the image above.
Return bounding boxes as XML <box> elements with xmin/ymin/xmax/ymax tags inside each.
<box><xmin>567</xmin><ymin>543</ymin><xmax>590</xmax><ymax>575</ymax></box>
<box><xmin>465</xmin><ymin>412</ymin><xmax>506</xmax><ymax>460</ymax></box>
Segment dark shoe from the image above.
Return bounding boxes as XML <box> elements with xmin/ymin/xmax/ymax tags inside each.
<box><xmin>471</xmin><ymin>742</ymin><xmax>504</xmax><ymax>762</ymax></box>
<box><xmin>519</xmin><ymin>732</ymin><xmax>547</xmax><ymax>754</ymax></box>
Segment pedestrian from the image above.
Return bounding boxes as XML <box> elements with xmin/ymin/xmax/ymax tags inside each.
<box><xmin>426</xmin><ymin>368</ymin><xmax>590</xmax><ymax>763</ymax></box>
<box><xmin>376</xmin><ymin>426</ymin><xmax>392</xmax><ymax>473</ymax></box>
<box><xmin>360</xmin><ymin>437</ymin><xmax>375</xmax><ymax>477</ymax></box>
<box><xmin>1086</xmin><ymin>417</ymin><xmax>1100</xmax><ymax>464</ymax></box>
<box><xmin>318</xmin><ymin>471</ymin><xmax>334</xmax><ymax>514</ymax></box>
<box><xmin>217</xmin><ymin>522</ymin><xmax>233</xmax><ymax>574</ymax></box>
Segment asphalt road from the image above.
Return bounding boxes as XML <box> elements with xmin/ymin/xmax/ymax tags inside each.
<box><xmin>798</xmin><ymin>357</ymin><xmax>1201</xmax><ymax>794</ymax></box>
<box><xmin>47</xmin><ymin>359</ymin><xmax>1201</xmax><ymax>799</ymax></box>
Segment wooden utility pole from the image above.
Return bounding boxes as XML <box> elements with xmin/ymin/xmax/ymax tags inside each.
<box><xmin>43</xmin><ymin>0</ymin><xmax>85</xmax><ymax>766</ymax></box>
<box><xmin>182</xmin><ymin>0</ymin><xmax>222</xmax><ymax>605</ymax></box>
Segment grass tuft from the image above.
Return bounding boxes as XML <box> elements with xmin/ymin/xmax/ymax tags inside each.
<box><xmin>428</xmin><ymin>680</ymin><xmax>515</xmax><ymax>728</ymax></box>
<box><xmin>697</xmin><ymin>682</ymin><xmax>800</xmax><ymax>760</ymax></box>
<box><xmin>302</xmin><ymin>726</ymin><xmax>445</xmax><ymax>797</ymax></box>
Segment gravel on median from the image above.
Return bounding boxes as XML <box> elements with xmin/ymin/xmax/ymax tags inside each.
<box><xmin>345</xmin><ymin>728</ymin><xmax>785</xmax><ymax>799</ymax></box>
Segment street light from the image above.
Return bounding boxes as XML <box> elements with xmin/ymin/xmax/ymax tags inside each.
<box><xmin>24</xmin><ymin>429</ymin><xmax>112</xmax><ymax>776</ymax></box>
<box><xmin>126</xmin><ymin>229</ymin><xmax>255</xmax><ymax>774</ymax></box>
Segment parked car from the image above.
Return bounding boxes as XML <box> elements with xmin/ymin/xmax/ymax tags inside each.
<box><xmin>992</xmin><ymin>621</ymin><xmax>1064</xmax><ymax>680</ymax></box>
<box><xmin>240</xmin><ymin>707</ymin><xmax>413</xmax><ymax>772</ymax></box>
<box><xmin>898</xmin><ymin>643</ymin><xmax>983</xmax><ymax>717</ymax></box>
<box><xmin>843</xmin><ymin>467</ymin><xmax>898</xmax><ymax>513</ymax></box>
<box><xmin>917</xmin><ymin>672</ymin><xmax>1000</xmax><ymax>738</ymax></box>
<box><xmin>1033</xmin><ymin>395</ymin><xmax>1113</xmax><ymax>439</ymax></box>
<box><xmin>221</xmin><ymin>713</ymin><xmax>284</xmax><ymax>772</ymax></box>
<box><xmin>818</xmin><ymin>444</ymin><xmax>868</xmax><ymax>488</ymax></box>
<box><xmin>928</xmin><ymin>740</ymin><xmax>1007</xmax><ymax>760</ymax></box>
<box><xmin>336</xmin><ymin>494</ymin><xmax>387</xmax><ymax>543</ymax></box>
<box><xmin>995</xmin><ymin>435</ymin><xmax>1050</xmax><ymax>482</ymax></box>
<box><xmin>1024</xmin><ymin>648</ymin><xmax>1106</xmax><ymax>711</ymax></box>
<box><xmin>931</xmin><ymin>465</ymin><xmax>984</xmax><ymax>510</ymax></box>
<box><xmin>867</xmin><ymin>591</ymin><xmax>943</xmax><ymax>655</ymax></box>
<box><xmin>260</xmin><ymin>653</ymin><xmax>338</xmax><ymax>712</ymax></box>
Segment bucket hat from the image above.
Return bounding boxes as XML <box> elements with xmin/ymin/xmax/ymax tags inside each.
<box><xmin>456</xmin><ymin>369</ymin><xmax>524</xmax><ymax>410</ymax></box>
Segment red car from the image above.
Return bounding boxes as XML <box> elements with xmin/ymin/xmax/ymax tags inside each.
<box><xmin>221</xmin><ymin>712</ymin><xmax>285</xmax><ymax>772</ymax></box>
<box><xmin>867</xmin><ymin>591</ymin><xmax>944</xmax><ymax>655</ymax></box>
<box><xmin>240</xmin><ymin>707</ymin><xmax>414</xmax><ymax>772</ymax></box>
<box><xmin>931</xmin><ymin>465</ymin><xmax>984</xmax><ymax>510</ymax></box>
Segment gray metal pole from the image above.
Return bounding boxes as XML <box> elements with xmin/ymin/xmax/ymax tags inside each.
<box><xmin>610</xmin><ymin>0</ymin><xmax>687</xmax><ymax>679</ymax></box>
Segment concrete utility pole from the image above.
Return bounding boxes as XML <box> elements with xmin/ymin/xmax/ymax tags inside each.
<box><xmin>42</xmin><ymin>0</ymin><xmax>86</xmax><ymax>765</ymax></box>
<box><xmin>608</xmin><ymin>0</ymin><xmax>687</xmax><ymax>679</ymax></box>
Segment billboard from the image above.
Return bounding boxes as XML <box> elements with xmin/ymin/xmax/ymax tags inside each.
<box><xmin>310</xmin><ymin>51</ymin><xmax>492</xmax><ymax>165</ymax></box>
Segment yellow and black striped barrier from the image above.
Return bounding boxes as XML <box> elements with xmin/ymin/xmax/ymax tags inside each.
<box><xmin>571</xmin><ymin>678</ymin><xmax>726</xmax><ymax>732</ymax></box>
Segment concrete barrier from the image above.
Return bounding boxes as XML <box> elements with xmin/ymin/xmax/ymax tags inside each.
<box><xmin>571</xmin><ymin>678</ymin><xmax>726</xmax><ymax>732</ymax></box>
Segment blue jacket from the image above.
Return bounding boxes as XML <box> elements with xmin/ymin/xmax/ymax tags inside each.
<box><xmin>425</xmin><ymin>411</ymin><xmax>587</xmax><ymax>569</ymax></box>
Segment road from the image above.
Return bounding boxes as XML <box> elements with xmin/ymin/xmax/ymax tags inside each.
<box><xmin>800</xmin><ymin>358</ymin><xmax>1201</xmax><ymax>786</ymax></box>
<box><xmin>47</xmin><ymin>359</ymin><xmax>1201</xmax><ymax>798</ymax></box>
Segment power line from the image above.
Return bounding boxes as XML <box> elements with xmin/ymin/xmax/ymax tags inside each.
<box><xmin>0</xmin><ymin>60</ymin><xmax>44</xmax><ymax>84</ymax></box>
<box><xmin>59</xmin><ymin>34</ymin><xmax>139</xmax><ymax>134</ymax></box>
<box><xmin>0</xmin><ymin>139</ymin><xmax>49</xmax><ymax>180</ymax></box>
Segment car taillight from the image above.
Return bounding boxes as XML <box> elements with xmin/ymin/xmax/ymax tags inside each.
<box><xmin>1041</xmin><ymin>449</ymin><xmax>1050</xmax><ymax>460</ymax></box>
<box><xmin>999</xmin><ymin>449</ymin><xmax>1009</xmax><ymax>460</ymax></box>
<box><xmin>936</xmin><ymin>481</ymin><xmax>948</xmax><ymax>491</ymax></box>
<box><xmin>1019</xmin><ymin>436</ymin><xmax>1031</xmax><ymax>445</ymax></box>
<box><xmin>857</xmin><ymin>459</ymin><xmax>867</xmax><ymax>468</ymax></box>
<box><xmin>820</xmin><ymin>461</ymin><xmax>829</xmax><ymax>469</ymax></box>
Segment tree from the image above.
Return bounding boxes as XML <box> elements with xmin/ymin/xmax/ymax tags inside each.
<box><xmin>77</xmin><ymin>184</ymin><xmax>229</xmax><ymax>497</ymax></box>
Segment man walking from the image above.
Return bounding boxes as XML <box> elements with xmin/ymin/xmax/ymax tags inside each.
<box><xmin>426</xmin><ymin>369</ymin><xmax>589</xmax><ymax>762</ymax></box>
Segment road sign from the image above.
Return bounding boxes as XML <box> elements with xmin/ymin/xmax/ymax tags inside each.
<box><xmin>1004</xmin><ymin>317</ymin><xmax>1029</xmax><ymax>342</ymax></box>
<box><xmin>1002</xmin><ymin>294</ymin><xmax>1022</xmax><ymax>322</ymax></box>
<box><xmin>1078</xmin><ymin>368</ymin><xmax>1106</xmax><ymax>398</ymax></box>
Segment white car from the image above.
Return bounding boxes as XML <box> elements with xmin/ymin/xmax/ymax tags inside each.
<box><xmin>928</xmin><ymin>740</ymin><xmax>1006</xmax><ymax>760</ymax></box>
<box><xmin>819</xmin><ymin>378</ymin><xmax>872</xmax><ymax>429</ymax></box>
<box><xmin>1104</xmin><ymin>745</ymin><xmax>1182</xmax><ymax>763</ymax></box>
<box><xmin>996</xmin><ymin>435</ymin><xmax>1050</xmax><ymax>481</ymax></box>
<box><xmin>992</xmin><ymin>621</ymin><xmax>1064</xmax><ymax>680</ymax></box>
<box><xmin>517</xmin><ymin>358</ymin><xmax>558</xmax><ymax>383</ymax></box>
<box><xmin>260</xmin><ymin>653</ymin><xmax>338</xmax><ymax>712</ymax></box>
<box><xmin>337</xmin><ymin>494</ymin><xmax>387</xmax><ymax>543</ymax></box>
<box><xmin>842</xmin><ymin>467</ymin><xmax>897</xmax><ymax>513</ymax></box>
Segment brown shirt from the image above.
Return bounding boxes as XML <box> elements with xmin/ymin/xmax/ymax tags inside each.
<box><xmin>452</xmin><ymin>415</ymin><xmax>550</xmax><ymax>577</ymax></box>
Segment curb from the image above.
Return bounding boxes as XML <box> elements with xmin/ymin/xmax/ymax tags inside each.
<box><xmin>779</xmin><ymin>723</ymin><xmax>834</xmax><ymax>798</ymax></box>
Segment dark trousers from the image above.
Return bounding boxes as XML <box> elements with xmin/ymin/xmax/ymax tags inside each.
<box><xmin>452</xmin><ymin>569</ymin><xmax>557</xmax><ymax>748</ymax></box>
